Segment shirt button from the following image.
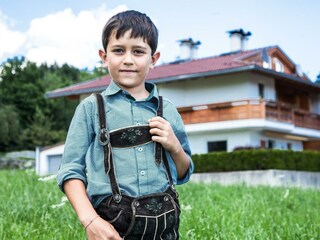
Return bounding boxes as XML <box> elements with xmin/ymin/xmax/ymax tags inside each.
<box><xmin>136</xmin><ymin>122</ymin><xmax>141</xmax><ymax>126</ymax></box>
<box><xmin>138</xmin><ymin>147</ymin><xmax>143</xmax><ymax>152</ymax></box>
<box><xmin>140</xmin><ymin>171</ymin><xmax>146</xmax><ymax>176</ymax></box>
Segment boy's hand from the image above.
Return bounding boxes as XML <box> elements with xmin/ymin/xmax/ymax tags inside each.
<box><xmin>86</xmin><ymin>216</ymin><xmax>122</xmax><ymax>240</ymax></box>
<box><xmin>148</xmin><ymin>116</ymin><xmax>180</xmax><ymax>154</ymax></box>
<box><xmin>148</xmin><ymin>116</ymin><xmax>191</xmax><ymax>179</ymax></box>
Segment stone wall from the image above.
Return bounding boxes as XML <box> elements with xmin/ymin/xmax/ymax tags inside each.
<box><xmin>0</xmin><ymin>151</ymin><xmax>35</xmax><ymax>170</ymax></box>
<box><xmin>190</xmin><ymin>170</ymin><xmax>320</xmax><ymax>189</ymax></box>
<box><xmin>0</xmin><ymin>158</ymin><xmax>35</xmax><ymax>170</ymax></box>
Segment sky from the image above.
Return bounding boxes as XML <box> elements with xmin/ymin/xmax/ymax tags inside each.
<box><xmin>0</xmin><ymin>0</ymin><xmax>319</xmax><ymax>81</ymax></box>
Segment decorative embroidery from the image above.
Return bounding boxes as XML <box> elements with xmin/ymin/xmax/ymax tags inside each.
<box><xmin>120</xmin><ymin>128</ymin><xmax>143</xmax><ymax>144</ymax></box>
<box><xmin>144</xmin><ymin>198</ymin><xmax>163</xmax><ymax>213</ymax></box>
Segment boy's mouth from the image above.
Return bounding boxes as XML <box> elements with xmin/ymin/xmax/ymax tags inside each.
<box><xmin>119</xmin><ymin>69</ymin><xmax>137</xmax><ymax>73</ymax></box>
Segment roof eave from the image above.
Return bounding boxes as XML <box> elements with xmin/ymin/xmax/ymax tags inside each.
<box><xmin>151</xmin><ymin>65</ymin><xmax>320</xmax><ymax>90</ymax></box>
<box><xmin>46</xmin><ymin>86</ymin><xmax>107</xmax><ymax>99</ymax></box>
<box><xmin>150</xmin><ymin>65</ymin><xmax>257</xmax><ymax>84</ymax></box>
<box><xmin>251</xmin><ymin>65</ymin><xmax>320</xmax><ymax>90</ymax></box>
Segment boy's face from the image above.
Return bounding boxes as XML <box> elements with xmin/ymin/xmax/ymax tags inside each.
<box><xmin>99</xmin><ymin>30</ymin><xmax>160</xmax><ymax>96</ymax></box>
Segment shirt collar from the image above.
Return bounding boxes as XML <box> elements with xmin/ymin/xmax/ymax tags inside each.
<box><xmin>145</xmin><ymin>82</ymin><xmax>159</xmax><ymax>103</ymax></box>
<box><xmin>104</xmin><ymin>80</ymin><xmax>122</xmax><ymax>96</ymax></box>
<box><xmin>104</xmin><ymin>81</ymin><xmax>159</xmax><ymax>105</ymax></box>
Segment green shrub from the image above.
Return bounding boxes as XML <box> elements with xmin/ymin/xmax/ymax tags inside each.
<box><xmin>192</xmin><ymin>149</ymin><xmax>320</xmax><ymax>173</ymax></box>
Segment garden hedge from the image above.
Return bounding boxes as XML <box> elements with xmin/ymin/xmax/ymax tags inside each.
<box><xmin>192</xmin><ymin>149</ymin><xmax>320</xmax><ymax>173</ymax></box>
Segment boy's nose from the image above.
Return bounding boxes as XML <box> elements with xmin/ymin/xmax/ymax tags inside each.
<box><xmin>123</xmin><ymin>53</ymin><xmax>133</xmax><ymax>65</ymax></box>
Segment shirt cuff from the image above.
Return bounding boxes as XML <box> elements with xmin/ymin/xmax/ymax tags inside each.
<box><xmin>176</xmin><ymin>157</ymin><xmax>194</xmax><ymax>185</ymax></box>
<box><xmin>56</xmin><ymin>162</ymin><xmax>87</xmax><ymax>193</ymax></box>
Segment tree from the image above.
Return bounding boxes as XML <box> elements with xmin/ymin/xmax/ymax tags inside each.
<box><xmin>0</xmin><ymin>56</ymin><xmax>108</xmax><ymax>151</ymax></box>
<box><xmin>0</xmin><ymin>56</ymin><xmax>46</xmax><ymax>128</ymax></box>
<box><xmin>0</xmin><ymin>105</ymin><xmax>21</xmax><ymax>151</ymax></box>
<box><xmin>20</xmin><ymin>106</ymin><xmax>66</xmax><ymax>149</ymax></box>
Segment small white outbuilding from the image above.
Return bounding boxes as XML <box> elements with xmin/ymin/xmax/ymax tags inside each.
<box><xmin>36</xmin><ymin>143</ymin><xmax>64</xmax><ymax>176</ymax></box>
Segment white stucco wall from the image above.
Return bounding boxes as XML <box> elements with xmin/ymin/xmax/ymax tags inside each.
<box><xmin>158</xmin><ymin>72</ymin><xmax>277</xmax><ymax>108</ymax></box>
<box><xmin>188</xmin><ymin>128</ymin><xmax>304</xmax><ymax>154</ymax></box>
<box><xmin>188</xmin><ymin>129</ymin><xmax>253</xmax><ymax>154</ymax></box>
<box><xmin>250</xmin><ymin>131</ymin><xmax>303</xmax><ymax>151</ymax></box>
<box><xmin>158</xmin><ymin>73</ymin><xmax>252</xmax><ymax>107</ymax></box>
<box><xmin>248</xmin><ymin>74</ymin><xmax>276</xmax><ymax>101</ymax></box>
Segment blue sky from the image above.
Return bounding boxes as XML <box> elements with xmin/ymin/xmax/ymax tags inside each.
<box><xmin>0</xmin><ymin>0</ymin><xmax>319</xmax><ymax>81</ymax></box>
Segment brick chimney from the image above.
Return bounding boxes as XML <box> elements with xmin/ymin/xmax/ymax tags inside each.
<box><xmin>227</xmin><ymin>29</ymin><xmax>252</xmax><ymax>52</ymax></box>
<box><xmin>177</xmin><ymin>38</ymin><xmax>201</xmax><ymax>61</ymax></box>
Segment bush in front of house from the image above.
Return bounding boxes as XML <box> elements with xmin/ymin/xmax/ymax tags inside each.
<box><xmin>192</xmin><ymin>149</ymin><xmax>320</xmax><ymax>173</ymax></box>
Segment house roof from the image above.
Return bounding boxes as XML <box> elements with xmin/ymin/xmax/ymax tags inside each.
<box><xmin>46</xmin><ymin>46</ymin><xmax>320</xmax><ymax>98</ymax></box>
<box><xmin>39</xmin><ymin>142</ymin><xmax>65</xmax><ymax>151</ymax></box>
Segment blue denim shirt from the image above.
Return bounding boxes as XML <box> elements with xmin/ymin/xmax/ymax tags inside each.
<box><xmin>57</xmin><ymin>81</ymin><xmax>194</xmax><ymax>207</ymax></box>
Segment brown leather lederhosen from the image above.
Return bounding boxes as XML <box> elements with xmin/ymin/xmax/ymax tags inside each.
<box><xmin>94</xmin><ymin>93</ymin><xmax>180</xmax><ymax>239</ymax></box>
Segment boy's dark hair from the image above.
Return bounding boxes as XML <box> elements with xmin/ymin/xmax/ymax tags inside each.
<box><xmin>102</xmin><ymin>10</ymin><xmax>158</xmax><ymax>55</ymax></box>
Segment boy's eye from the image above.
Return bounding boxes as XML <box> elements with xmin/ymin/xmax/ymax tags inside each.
<box><xmin>133</xmin><ymin>49</ymin><xmax>145</xmax><ymax>55</ymax></box>
<box><xmin>112</xmin><ymin>48</ymin><xmax>124</xmax><ymax>54</ymax></box>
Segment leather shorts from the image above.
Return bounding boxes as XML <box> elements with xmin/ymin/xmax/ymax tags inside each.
<box><xmin>95</xmin><ymin>187</ymin><xmax>180</xmax><ymax>239</ymax></box>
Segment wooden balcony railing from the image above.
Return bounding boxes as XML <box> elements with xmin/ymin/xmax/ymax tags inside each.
<box><xmin>178</xmin><ymin>99</ymin><xmax>320</xmax><ymax>130</ymax></box>
<box><xmin>266</xmin><ymin>101</ymin><xmax>320</xmax><ymax>130</ymax></box>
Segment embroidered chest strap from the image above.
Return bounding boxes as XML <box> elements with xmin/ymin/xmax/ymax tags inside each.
<box><xmin>109</xmin><ymin>125</ymin><xmax>152</xmax><ymax>148</ymax></box>
<box><xmin>98</xmin><ymin>97</ymin><xmax>164</xmax><ymax>149</ymax></box>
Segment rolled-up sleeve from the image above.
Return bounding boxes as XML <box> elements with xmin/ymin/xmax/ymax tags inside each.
<box><xmin>165</xmin><ymin>101</ymin><xmax>194</xmax><ymax>185</ymax></box>
<box><xmin>57</xmin><ymin>99</ymin><xmax>95</xmax><ymax>192</ymax></box>
<box><xmin>174</xmin><ymin>114</ymin><xmax>194</xmax><ymax>185</ymax></box>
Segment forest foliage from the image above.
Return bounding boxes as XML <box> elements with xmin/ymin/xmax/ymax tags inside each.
<box><xmin>0</xmin><ymin>56</ymin><xmax>107</xmax><ymax>151</ymax></box>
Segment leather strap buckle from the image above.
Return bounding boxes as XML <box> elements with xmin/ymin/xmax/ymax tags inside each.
<box><xmin>99</xmin><ymin>128</ymin><xmax>110</xmax><ymax>146</ymax></box>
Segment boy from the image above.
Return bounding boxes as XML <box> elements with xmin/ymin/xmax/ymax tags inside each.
<box><xmin>57</xmin><ymin>10</ymin><xmax>194</xmax><ymax>239</ymax></box>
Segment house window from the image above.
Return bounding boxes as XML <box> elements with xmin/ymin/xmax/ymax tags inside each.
<box><xmin>263</xmin><ymin>56</ymin><xmax>272</xmax><ymax>69</ymax></box>
<box><xmin>260</xmin><ymin>140</ymin><xmax>266</xmax><ymax>148</ymax></box>
<box><xmin>287</xmin><ymin>143</ymin><xmax>292</xmax><ymax>150</ymax></box>
<box><xmin>267</xmin><ymin>140</ymin><xmax>274</xmax><ymax>149</ymax></box>
<box><xmin>258</xmin><ymin>83</ymin><xmax>265</xmax><ymax>99</ymax></box>
<box><xmin>274</xmin><ymin>58</ymin><xmax>284</xmax><ymax>72</ymax></box>
<box><xmin>208</xmin><ymin>141</ymin><xmax>227</xmax><ymax>152</ymax></box>
<box><xmin>268</xmin><ymin>56</ymin><xmax>272</xmax><ymax>68</ymax></box>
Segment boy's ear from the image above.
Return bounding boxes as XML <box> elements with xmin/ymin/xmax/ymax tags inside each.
<box><xmin>99</xmin><ymin>49</ymin><xmax>108</xmax><ymax>66</ymax></box>
<box><xmin>150</xmin><ymin>51</ymin><xmax>160</xmax><ymax>69</ymax></box>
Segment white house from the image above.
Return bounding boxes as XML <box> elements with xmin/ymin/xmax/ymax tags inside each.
<box><xmin>43</xmin><ymin>29</ymin><xmax>320</xmax><ymax>175</ymax></box>
<box><xmin>36</xmin><ymin>143</ymin><xmax>64</xmax><ymax>176</ymax></box>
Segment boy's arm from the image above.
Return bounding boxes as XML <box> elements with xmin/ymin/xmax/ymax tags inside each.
<box><xmin>63</xmin><ymin>179</ymin><xmax>122</xmax><ymax>240</ymax></box>
<box><xmin>148</xmin><ymin>116</ymin><xmax>190</xmax><ymax>179</ymax></box>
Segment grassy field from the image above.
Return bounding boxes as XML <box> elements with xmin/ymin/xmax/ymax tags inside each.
<box><xmin>0</xmin><ymin>170</ymin><xmax>319</xmax><ymax>240</ymax></box>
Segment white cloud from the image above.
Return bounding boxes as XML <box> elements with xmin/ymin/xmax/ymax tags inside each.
<box><xmin>0</xmin><ymin>11</ymin><xmax>26</xmax><ymax>60</ymax></box>
<box><xmin>1</xmin><ymin>4</ymin><xmax>128</xmax><ymax>69</ymax></box>
<box><xmin>26</xmin><ymin>4</ymin><xmax>128</xmax><ymax>69</ymax></box>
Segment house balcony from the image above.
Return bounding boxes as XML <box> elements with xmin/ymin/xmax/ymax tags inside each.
<box><xmin>178</xmin><ymin>99</ymin><xmax>320</xmax><ymax>131</ymax></box>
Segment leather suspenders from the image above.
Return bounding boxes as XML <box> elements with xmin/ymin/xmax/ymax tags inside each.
<box><xmin>95</xmin><ymin>93</ymin><xmax>120</xmax><ymax>202</ymax></box>
<box><xmin>95</xmin><ymin>94</ymin><xmax>174</xmax><ymax>203</ymax></box>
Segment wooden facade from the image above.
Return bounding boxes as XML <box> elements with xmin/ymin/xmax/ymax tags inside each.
<box><xmin>179</xmin><ymin>99</ymin><xmax>320</xmax><ymax>131</ymax></box>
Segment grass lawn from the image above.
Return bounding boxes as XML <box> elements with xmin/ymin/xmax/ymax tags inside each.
<box><xmin>0</xmin><ymin>170</ymin><xmax>319</xmax><ymax>239</ymax></box>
